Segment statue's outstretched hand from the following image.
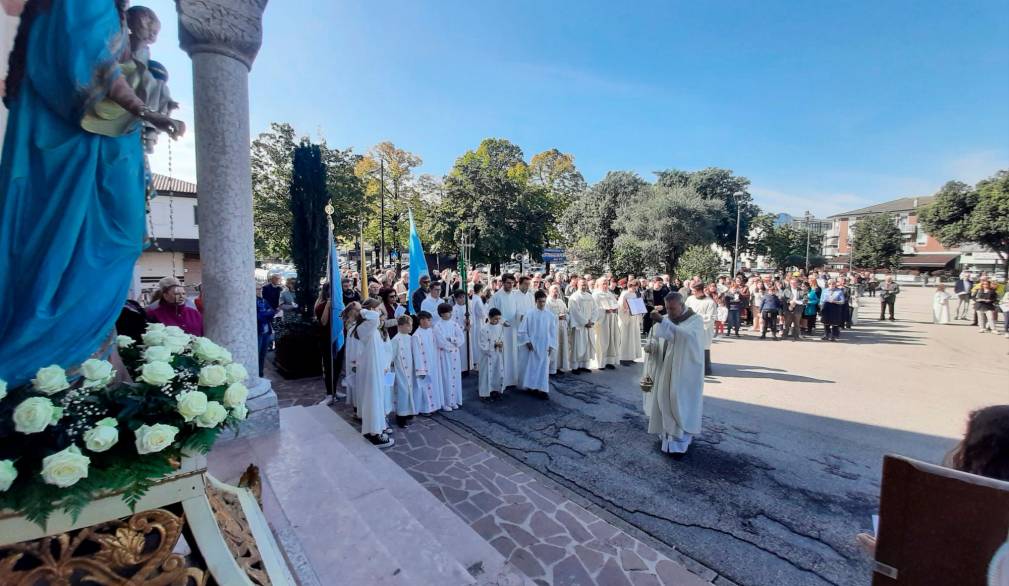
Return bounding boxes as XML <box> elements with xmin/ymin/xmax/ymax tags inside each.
<box><xmin>146</xmin><ymin>112</ymin><xmax>186</xmax><ymax>139</ymax></box>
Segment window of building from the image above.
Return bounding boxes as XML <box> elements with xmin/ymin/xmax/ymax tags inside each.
<box><xmin>916</xmin><ymin>225</ymin><xmax>927</xmax><ymax>245</ymax></box>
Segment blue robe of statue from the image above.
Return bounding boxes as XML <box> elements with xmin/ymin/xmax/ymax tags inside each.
<box><xmin>0</xmin><ymin>2</ymin><xmax>145</xmax><ymax>386</ymax></box>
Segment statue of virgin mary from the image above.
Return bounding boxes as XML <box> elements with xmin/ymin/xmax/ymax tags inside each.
<box><xmin>0</xmin><ymin>1</ymin><xmax>183</xmax><ymax>386</ymax></box>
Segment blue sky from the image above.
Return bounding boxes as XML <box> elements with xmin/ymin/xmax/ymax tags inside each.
<box><xmin>148</xmin><ymin>0</ymin><xmax>1009</xmax><ymax>217</ymax></box>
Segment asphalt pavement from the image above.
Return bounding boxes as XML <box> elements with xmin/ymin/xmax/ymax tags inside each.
<box><xmin>439</xmin><ymin>286</ymin><xmax>1008</xmax><ymax>586</ymax></box>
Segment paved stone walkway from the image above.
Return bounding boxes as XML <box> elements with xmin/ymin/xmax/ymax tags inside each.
<box><xmin>328</xmin><ymin>402</ymin><xmax>712</xmax><ymax>586</ymax></box>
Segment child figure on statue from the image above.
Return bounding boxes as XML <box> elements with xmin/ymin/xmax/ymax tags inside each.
<box><xmin>434</xmin><ymin>303</ymin><xmax>465</xmax><ymax>411</ymax></box>
<box><xmin>389</xmin><ymin>315</ymin><xmax>416</xmax><ymax>428</ymax></box>
<box><xmin>479</xmin><ymin>308</ymin><xmax>506</xmax><ymax>401</ymax></box>
<box><xmin>411</xmin><ymin>312</ymin><xmax>444</xmax><ymax>415</ymax></box>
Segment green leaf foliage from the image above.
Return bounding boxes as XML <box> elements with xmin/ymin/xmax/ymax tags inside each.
<box><xmin>851</xmin><ymin>213</ymin><xmax>903</xmax><ymax>270</ymax></box>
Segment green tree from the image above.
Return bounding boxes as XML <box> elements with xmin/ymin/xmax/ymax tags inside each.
<box><xmin>427</xmin><ymin>139</ymin><xmax>551</xmax><ymax>272</ymax></box>
<box><xmin>655</xmin><ymin>167</ymin><xmax>759</xmax><ymax>260</ymax></box>
<box><xmin>675</xmin><ymin>245</ymin><xmax>723</xmax><ymax>282</ymax></box>
<box><xmin>561</xmin><ymin>171</ymin><xmax>648</xmax><ymax>272</ymax></box>
<box><xmin>529</xmin><ymin>149</ymin><xmax>586</xmax><ymax>261</ymax></box>
<box><xmin>920</xmin><ymin>170</ymin><xmax>1009</xmax><ymax>279</ymax></box>
<box><xmin>289</xmin><ymin>144</ymin><xmax>329</xmax><ymax>315</ymax></box>
<box><xmin>251</xmin><ymin>123</ymin><xmax>366</xmax><ymax>260</ymax></box>
<box><xmin>354</xmin><ymin>142</ymin><xmax>423</xmax><ymax>269</ymax></box>
<box><xmin>851</xmin><ymin>213</ymin><xmax>903</xmax><ymax>270</ymax></box>
<box><xmin>613</xmin><ymin>183</ymin><xmax>721</xmax><ymax>275</ymax></box>
<box><xmin>251</xmin><ymin>123</ymin><xmax>297</xmax><ymax>260</ymax></box>
<box><xmin>747</xmin><ymin>215</ymin><xmax>824</xmax><ymax>276</ymax></box>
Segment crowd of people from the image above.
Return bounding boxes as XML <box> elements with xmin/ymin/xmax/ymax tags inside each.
<box><xmin>932</xmin><ymin>273</ymin><xmax>1009</xmax><ymax>336</ymax></box>
<box><xmin>312</xmin><ymin>265</ymin><xmax>952</xmax><ymax>453</ymax></box>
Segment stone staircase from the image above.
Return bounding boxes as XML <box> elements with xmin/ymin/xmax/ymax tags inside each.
<box><xmin>208</xmin><ymin>405</ymin><xmax>529</xmax><ymax>586</ymax></box>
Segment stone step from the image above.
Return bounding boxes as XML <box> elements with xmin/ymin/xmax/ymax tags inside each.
<box><xmin>272</xmin><ymin>406</ymin><xmax>475</xmax><ymax>585</ymax></box>
<box><xmin>236</xmin><ymin>406</ymin><xmax>416</xmax><ymax>585</ymax></box>
<box><xmin>305</xmin><ymin>405</ymin><xmax>530</xmax><ymax>585</ymax></box>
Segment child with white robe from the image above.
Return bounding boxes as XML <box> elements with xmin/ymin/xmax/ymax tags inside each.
<box><xmin>517</xmin><ymin>290</ymin><xmax>557</xmax><ymax>398</ymax></box>
<box><xmin>434</xmin><ymin>303</ymin><xmax>465</xmax><ymax>410</ymax></box>
<box><xmin>340</xmin><ymin>302</ymin><xmax>363</xmax><ymax>414</ymax></box>
<box><xmin>411</xmin><ymin>311</ymin><xmax>445</xmax><ymax>414</ymax></box>
<box><xmin>354</xmin><ymin>303</ymin><xmax>394</xmax><ymax>448</ymax></box>
<box><xmin>389</xmin><ymin>314</ymin><xmax>416</xmax><ymax>427</ymax></box>
<box><xmin>468</xmin><ymin>283</ymin><xmax>487</xmax><ymax>369</ymax></box>
<box><xmin>451</xmin><ymin>290</ymin><xmax>475</xmax><ymax>372</ymax></box>
<box><xmin>479</xmin><ymin>308</ymin><xmax>506</xmax><ymax>400</ymax></box>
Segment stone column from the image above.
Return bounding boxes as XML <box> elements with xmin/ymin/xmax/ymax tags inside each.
<box><xmin>178</xmin><ymin>0</ymin><xmax>277</xmax><ymax>435</ymax></box>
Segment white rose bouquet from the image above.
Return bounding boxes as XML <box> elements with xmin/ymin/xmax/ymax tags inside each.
<box><xmin>0</xmin><ymin>324</ymin><xmax>246</xmax><ymax>527</ymax></box>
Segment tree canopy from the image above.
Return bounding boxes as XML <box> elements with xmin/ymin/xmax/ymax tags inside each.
<box><xmin>675</xmin><ymin>245</ymin><xmax>723</xmax><ymax>282</ymax></box>
<box><xmin>919</xmin><ymin>170</ymin><xmax>1009</xmax><ymax>278</ymax></box>
<box><xmin>251</xmin><ymin>122</ymin><xmax>365</xmax><ymax>260</ymax></box>
<box><xmin>850</xmin><ymin>213</ymin><xmax>903</xmax><ymax>270</ymax></box>
<box><xmin>748</xmin><ymin>215</ymin><xmax>825</xmax><ymax>275</ymax></box>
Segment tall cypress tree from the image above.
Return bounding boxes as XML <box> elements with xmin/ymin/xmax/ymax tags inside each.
<box><xmin>289</xmin><ymin>143</ymin><xmax>329</xmax><ymax>317</ymax></box>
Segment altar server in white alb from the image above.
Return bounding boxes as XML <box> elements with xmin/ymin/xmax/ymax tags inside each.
<box><xmin>684</xmin><ymin>283</ymin><xmax>717</xmax><ymax>375</ymax></box>
<box><xmin>567</xmin><ymin>277</ymin><xmax>599</xmax><ymax>373</ymax></box>
<box><xmin>647</xmin><ymin>292</ymin><xmax>706</xmax><ymax>457</ymax></box>
<box><xmin>617</xmin><ymin>280</ymin><xmax>643</xmax><ymax>364</ymax></box>
<box><xmin>340</xmin><ymin>302</ymin><xmax>363</xmax><ymax>412</ymax></box>
<box><xmin>592</xmin><ymin>278</ymin><xmax>620</xmax><ymax>370</ymax></box>
<box><xmin>450</xmin><ymin>290</ymin><xmax>476</xmax><ymax>372</ymax></box>
<box><xmin>518</xmin><ymin>290</ymin><xmax>557</xmax><ymax>399</ymax></box>
<box><xmin>478</xmin><ymin>308</ymin><xmax>506</xmax><ymax>401</ymax></box>
<box><xmin>513</xmin><ymin>276</ymin><xmax>536</xmax><ymax>377</ymax></box>
<box><xmin>469</xmin><ymin>283</ymin><xmax>488</xmax><ymax>368</ymax></box>
<box><xmin>434</xmin><ymin>303</ymin><xmax>465</xmax><ymax>410</ymax></box>
<box><xmin>420</xmin><ymin>281</ymin><xmax>445</xmax><ymax>317</ymax></box>
<box><xmin>487</xmin><ymin>274</ymin><xmax>523</xmax><ymax>387</ymax></box>
<box><xmin>354</xmin><ymin>300</ymin><xmax>394</xmax><ymax>448</ymax></box>
<box><xmin>545</xmin><ymin>285</ymin><xmax>570</xmax><ymax>374</ymax></box>
<box><xmin>411</xmin><ymin>311</ymin><xmax>444</xmax><ymax>415</ymax></box>
<box><xmin>388</xmin><ymin>314</ymin><xmax>416</xmax><ymax>428</ymax></box>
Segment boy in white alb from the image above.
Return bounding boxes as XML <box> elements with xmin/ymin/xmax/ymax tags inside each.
<box><xmin>479</xmin><ymin>308</ymin><xmax>506</xmax><ymax>401</ymax></box>
<box><xmin>450</xmin><ymin>290</ymin><xmax>475</xmax><ymax>372</ymax></box>
<box><xmin>411</xmin><ymin>311</ymin><xmax>444</xmax><ymax>414</ymax></box>
<box><xmin>517</xmin><ymin>290</ymin><xmax>557</xmax><ymax>399</ymax></box>
<box><xmin>434</xmin><ymin>302</ymin><xmax>465</xmax><ymax>410</ymax></box>
<box><xmin>355</xmin><ymin>301</ymin><xmax>394</xmax><ymax>448</ymax></box>
<box><xmin>389</xmin><ymin>314</ymin><xmax>416</xmax><ymax>427</ymax></box>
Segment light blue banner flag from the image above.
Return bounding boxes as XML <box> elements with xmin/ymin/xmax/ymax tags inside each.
<box><xmin>329</xmin><ymin>239</ymin><xmax>345</xmax><ymax>352</ymax></box>
<box><xmin>407</xmin><ymin>209</ymin><xmax>429</xmax><ymax>313</ymax></box>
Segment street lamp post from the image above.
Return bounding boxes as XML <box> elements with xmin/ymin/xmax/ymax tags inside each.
<box><xmin>379</xmin><ymin>159</ymin><xmax>385</xmax><ymax>270</ymax></box>
<box><xmin>804</xmin><ymin>210</ymin><xmax>812</xmax><ymax>274</ymax></box>
<box><xmin>731</xmin><ymin>193</ymin><xmax>742</xmax><ymax>277</ymax></box>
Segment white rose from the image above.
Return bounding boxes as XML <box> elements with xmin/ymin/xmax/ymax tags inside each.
<box><xmin>195</xmin><ymin>401</ymin><xmax>227</xmax><ymax>428</ymax></box>
<box><xmin>80</xmin><ymin>359</ymin><xmax>115</xmax><ymax>388</ymax></box>
<box><xmin>134</xmin><ymin>423</ymin><xmax>179</xmax><ymax>454</ymax></box>
<box><xmin>0</xmin><ymin>379</ymin><xmax>7</xmax><ymax>401</ymax></box>
<box><xmin>83</xmin><ymin>418</ymin><xmax>119</xmax><ymax>452</ymax></box>
<box><xmin>163</xmin><ymin>326</ymin><xmax>186</xmax><ymax>337</ymax></box>
<box><xmin>13</xmin><ymin>396</ymin><xmax>60</xmax><ymax>433</ymax></box>
<box><xmin>225</xmin><ymin>363</ymin><xmax>249</xmax><ymax>384</ymax></box>
<box><xmin>222</xmin><ymin>383</ymin><xmax>249</xmax><ymax>408</ymax></box>
<box><xmin>198</xmin><ymin>365</ymin><xmax>228</xmax><ymax>388</ymax></box>
<box><xmin>116</xmin><ymin>335</ymin><xmax>135</xmax><ymax>349</ymax></box>
<box><xmin>142</xmin><ymin>329</ymin><xmax>167</xmax><ymax>347</ymax></box>
<box><xmin>143</xmin><ymin>346</ymin><xmax>173</xmax><ymax>363</ymax></box>
<box><xmin>230</xmin><ymin>404</ymin><xmax>249</xmax><ymax>421</ymax></box>
<box><xmin>176</xmin><ymin>390</ymin><xmax>209</xmax><ymax>422</ymax></box>
<box><xmin>146</xmin><ymin>323</ymin><xmax>167</xmax><ymax>333</ymax></box>
<box><xmin>219</xmin><ymin>347</ymin><xmax>233</xmax><ymax>365</ymax></box>
<box><xmin>0</xmin><ymin>460</ymin><xmax>17</xmax><ymax>491</ymax></box>
<box><xmin>162</xmin><ymin>334</ymin><xmax>191</xmax><ymax>354</ymax></box>
<box><xmin>32</xmin><ymin>365</ymin><xmax>70</xmax><ymax>395</ymax></box>
<box><xmin>41</xmin><ymin>445</ymin><xmax>90</xmax><ymax>488</ymax></box>
<box><xmin>138</xmin><ymin>361</ymin><xmax>176</xmax><ymax>386</ymax></box>
<box><xmin>192</xmin><ymin>337</ymin><xmax>226</xmax><ymax>363</ymax></box>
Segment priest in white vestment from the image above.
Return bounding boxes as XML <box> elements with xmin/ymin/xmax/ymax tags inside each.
<box><xmin>617</xmin><ymin>282</ymin><xmax>643</xmax><ymax>363</ymax></box>
<box><xmin>567</xmin><ymin>278</ymin><xmax>600</xmax><ymax>373</ymax></box>
<box><xmin>647</xmin><ymin>292</ymin><xmax>706</xmax><ymax>456</ymax></box>
<box><xmin>592</xmin><ymin>279</ymin><xmax>620</xmax><ymax>370</ymax></box>
<box><xmin>488</xmin><ymin>274</ymin><xmax>524</xmax><ymax>387</ymax></box>
<box><xmin>684</xmin><ymin>283</ymin><xmax>717</xmax><ymax>375</ymax></box>
<box><xmin>517</xmin><ymin>290</ymin><xmax>557</xmax><ymax>397</ymax></box>
<box><xmin>546</xmin><ymin>285</ymin><xmax>570</xmax><ymax>374</ymax></box>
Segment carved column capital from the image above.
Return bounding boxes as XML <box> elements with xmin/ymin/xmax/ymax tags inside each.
<box><xmin>176</xmin><ymin>0</ymin><xmax>268</xmax><ymax>70</ymax></box>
